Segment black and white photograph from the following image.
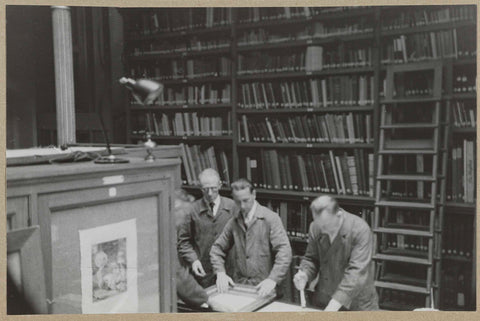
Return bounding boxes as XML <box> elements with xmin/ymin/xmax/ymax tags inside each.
<box><xmin>3</xmin><ymin>2</ymin><xmax>478</xmax><ymax>318</ymax></box>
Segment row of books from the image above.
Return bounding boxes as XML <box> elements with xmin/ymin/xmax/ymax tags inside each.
<box><xmin>380</xmin><ymin>178</ymin><xmax>433</xmax><ymax>201</ymax></box>
<box><xmin>127</xmin><ymin>8</ymin><xmax>233</xmax><ymax>35</ymax></box>
<box><xmin>238</xmin><ymin>113</ymin><xmax>373</xmax><ymax>144</ymax></box>
<box><xmin>237</xmin><ymin>46</ymin><xmax>372</xmax><ymax>74</ymax></box>
<box><xmin>392</xmin><ymin>72</ymin><xmax>435</xmax><ymax>98</ymax></box>
<box><xmin>131</xmin><ymin>38</ymin><xmax>230</xmax><ymax>56</ymax></box>
<box><xmin>382</xmin><ymin>102</ymin><xmax>437</xmax><ymax>124</ymax></box>
<box><xmin>179</xmin><ymin>144</ymin><xmax>231</xmax><ymax>186</ymax></box>
<box><xmin>237</xmin><ymin>21</ymin><xmax>373</xmax><ymax>47</ymax></box>
<box><xmin>132</xmin><ymin>84</ymin><xmax>231</xmax><ymax>106</ymax></box>
<box><xmin>453</xmin><ymin>71</ymin><xmax>476</xmax><ymax>94</ymax></box>
<box><xmin>131</xmin><ymin>112</ymin><xmax>232</xmax><ymax>137</ymax></box>
<box><xmin>239</xmin><ymin>76</ymin><xmax>375</xmax><ymax>109</ymax></box>
<box><xmin>383</xmin><ymin>234</ymin><xmax>429</xmax><ymax>253</ymax></box>
<box><xmin>185</xmin><ymin>57</ymin><xmax>231</xmax><ymax>79</ymax></box>
<box><xmin>381</xmin><ymin>28</ymin><xmax>475</xmax><ymax>64</ymax></box>
<box><xmin>305</xmin><ymin>46</ymin><xmax>373</xmax><ymax>70</ymax></box>
<box><xmin>442</xmin><ymin>215</ymin><xmax>473</xmax><ymax>258</ymax></box>
<box><xmin>383</xmin><ymin>209</ymin><xmax>430</xmax><ymax>229</ymax></box>
<box><xmin>243</xmin><ymin>149</ymin><xmax>374</xmax><ymax>196</ymax></box>
<box><xmin>446</xmin><ymin>139</ymin><xmax>475</xmax><ymax>203</ymax></box>
<box><xmin>381</xmin><ymin>6</ymin><xmax>476</xmax><ymax>30</ymax></box>
<box><xmin>237</xmin><ymin>51</ymin><xmax>306</xmax><ymax>75</ymax></box>
<box><xmin>128</xmin><ymin>7</ymin><xmax>372</xmax><ymax>36</ymax></box>
<box><xmin>442</xmin><ymin>265</ymin><xmax>470</xmax><ymax>309</ymax></box>
<box><xmin>379</xmin><ymin>289</ymin><xmax>426</xmax><ymax>310</ymax></box>
<box><xmin>237</xmin><ymin>27</ymin><xmax>310</xmax><ymax>46</ymax></box>
<box><xmin>128</xmin><ymin>57</ymin><xmax>231</xmax><ymax>81</ymax></box>
<box><xmin>381</xmin><ymin>153</ymin><xmax>433</xmax><ymax>176</ymax></box>
<box><xmin>451</xmin><ymin>101</ymin><xmax>476</xmax><ymax>128</ymax></box>
<box><xmin>264</xmin><ymin>200</ymin><xmax>373</xmax><ymax>239</ymax></box>
<box><xmin>236</xmin><ymin>7</ymin><xmax>369</xmax><ymax>24</ymax></box>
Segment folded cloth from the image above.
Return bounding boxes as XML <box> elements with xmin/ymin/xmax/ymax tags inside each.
<box><xmin>49</xmin><ymin>151</ymin><xmax>101</xmax><ymax>164</ymax></box>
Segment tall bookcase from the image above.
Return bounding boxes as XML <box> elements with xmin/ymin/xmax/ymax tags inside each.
<box><xmin>120</xmin><ymin>6</ymin><xmax>476</xmax><ymax>310</ymax></box>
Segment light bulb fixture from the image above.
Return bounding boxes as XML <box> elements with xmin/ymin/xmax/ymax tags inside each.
<box><xmin>119</xmin><ymin>77</ymin><xmax>164</xmax><ymax>162</ymax></box>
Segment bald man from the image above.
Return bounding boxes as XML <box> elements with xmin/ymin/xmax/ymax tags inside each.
<box><xmin>178</xmin><ymin>168</ymin><xmax>236</xmax><ymax>288</ymax></box>
<box><xmin>293</xmin><ymin>195</ymin><xmax>378</xmax><ymax>311</ymax></box>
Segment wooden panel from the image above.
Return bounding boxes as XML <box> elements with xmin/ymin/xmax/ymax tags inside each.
<box><xmin>7</xmin><ymin>153</ymin><xmax>180</xmax><ymax>314</ymax></box>
<box><xmin>6</xmin><ymin>196</ymin><xmax>29</xmax><ymax>230</ymax></box>
<box><xmin>7</xmin><ymin>226</ymin><xmax>48</xmax><ymax>314</ymax></box>
<box><xmin>37</xmin><ymin>179</ymin><xmax>173</xmax><ymax>313</ymax></box>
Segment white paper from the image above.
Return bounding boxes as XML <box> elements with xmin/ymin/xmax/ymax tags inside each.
<box><xmin>79</xmin><ymin>219</ymin><xmax>138</xmax><ymax>314</ymax></box>
<box><xmin>209</xmin><ymin>293</ymin><xmax>257</xmax><ymax>312</ymax></box>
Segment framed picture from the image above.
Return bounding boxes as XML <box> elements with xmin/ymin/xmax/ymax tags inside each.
<box><xmin>79</xmin><ymin>219</ymin><xmax>138</xmax><ymax>313</ymax></box>
<box><xmin>33</xmin><ymin>175</ymin><xmax>176</xmax><ymax>314</ymax></box>
<box><xmin>205</xmin><ymin>284</ymin><xmax>276</xmax><ymax>312</ymax></box>
<box><xmin>7</xmin><ymin>226</ymin><xmax>47</xmax><ymax>314</ymax></box>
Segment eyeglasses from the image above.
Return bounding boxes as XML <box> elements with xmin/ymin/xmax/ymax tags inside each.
<box><xmin>201</xmin><ymin>186</ymin><xmax>220</xmax><ymax>193</ymax></box>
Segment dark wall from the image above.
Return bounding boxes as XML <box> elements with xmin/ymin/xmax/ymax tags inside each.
<box><xmin>6</xmin><ymin>6</ymin><xmax>126</xmax><ymax>149</ymax></box>
<box><xmin>6</xmin><ymin>5</ymin><xmax>55</xmax><ymax>149</ymax></box>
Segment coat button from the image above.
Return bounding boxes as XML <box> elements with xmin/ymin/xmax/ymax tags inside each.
<box><xmin>246</xmin><ymin>256</ymin><xmax>250</xmax><ymax>259</ymax></box>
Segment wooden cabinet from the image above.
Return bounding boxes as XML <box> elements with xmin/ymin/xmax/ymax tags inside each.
<box><xmin>7</xmin><ymin>152</ymin><xmax>181</xmax><ymax>313</ymax></box>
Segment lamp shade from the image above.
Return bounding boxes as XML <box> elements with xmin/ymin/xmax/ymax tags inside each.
<box><xmin>119</xmin><ymin>77</ymin><xmax>164</xmax><ymax>105</ymax></box>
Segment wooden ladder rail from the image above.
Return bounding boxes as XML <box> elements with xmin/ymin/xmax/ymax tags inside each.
<box><xmin>373</xmin><ymin>100</ymin><xmax>442</xmax><ymax>309</ymax></box>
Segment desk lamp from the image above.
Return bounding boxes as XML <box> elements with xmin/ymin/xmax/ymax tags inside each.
<box><xmin>119</xmin><ymin>77</ymin><xmax>164</xmax><ymax>162</ymax></box>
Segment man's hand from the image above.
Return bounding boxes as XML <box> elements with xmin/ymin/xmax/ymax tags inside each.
<box><xmin>192</xmin><ymin>260</ymin><xmax>206</xmax><ymax>277</ymax></box>
<box><xmin>293</xmin><ymin>270</ymin><xmax>308</xmax><ymax>291</ymax></box>
<box><xmin>324</xmin><ymin>298</ymin><xmax>342</xmax><ymax>311</ymax></box>
<box><xmin>256</xmin><ymin>278</ymin><xmax>276</xmax><ymax>297</ymax></box>
<box><xmin>216</xmin><ymin>272</ymin><xmax>235</xmax><ymax>293</ymax></box>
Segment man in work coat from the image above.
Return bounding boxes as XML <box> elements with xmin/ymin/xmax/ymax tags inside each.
<box><xmin>210</xmin><ymin>178</ymin><xmax>292</xmax><ymax>297</ymax></box>
<box><xmin>293</xmin><ymin>195</ymin><xmax>379</xmax><ymax>311</ymax></box>
<box><xmin>178</xmin><ymin>168</ymin><xmax>236</xmax><ymax>288</ymax></box>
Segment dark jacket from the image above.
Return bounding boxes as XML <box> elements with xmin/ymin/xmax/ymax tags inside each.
<box><xmin>210</xmin><ymin>202</ymin><xmax>292</xmax><ymax>286</ymax></box>
<box><xmin>177</xmin><ymin>196</ymin><xmax>236</xmax><ymax>287</ymax></box>
<box><xmin>299</xmin><ymin>210</ymin><xmax>379</xmax><ymax>311</ymax></box>
<box><xmin>175</xmin><ymin>202</ymin><xmax>208</xmax><ymax>307</ymax></box>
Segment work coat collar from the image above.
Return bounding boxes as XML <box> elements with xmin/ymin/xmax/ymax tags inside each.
<box><xmin>234</xmin><ymin>201</ymin><xmax>264</xmax><ymax>232</ymax></box>
<box><xmin>198</xmin><ymin>196</ymin><xmax>230</xmax><ymax>217</ymax></box>
<box><xmin>317</xmin><ymin>210</ymin><xmax>352</xmax><ymax>254</ymax></box>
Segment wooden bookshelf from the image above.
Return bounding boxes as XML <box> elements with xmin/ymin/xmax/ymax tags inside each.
<box><xmin>130</xmin><ymin>135</ymin><xmax>233</xmax><ymax>142</ymax></box>
<box><xmin>129</xmin><ymin>47</ymin><xmax>231</xmax><ymax>61</ymax></box>
<box><xmin>237</xmin><ymin>106</ymin><xmax>374</xmax><ymax>114</ymax></box>
<box><xmin>237</xmin><ymin>142</ymin><xmax>374</xmax><ymax>149</ymax></box>
<box><xmin>121</xmin><ymin>6</ymin><xmax>476</xmax><ymax>311</ymax></box>
<box><xmin>125</xmin><ymin>25</ymin><xmax>232</xmax><ymax>41</ymax></box>
<box><xmin>130</xmin><ymin>103</ymin><xmax>232</xmax><ymax>112</ymax></box>
<box><xmin>153</xmin><ymin>76</ymin><xmax>231</xmax><ymax>86</ymax></box>
<box><xmin>237</xmin><ymin>66</ymin><xmax>374</xmax><ymax>81</ymax></box>
<box><xmin>380</xmin><ymin>19</ymin><xmax>476</xmax><ymax>36</ymax></box>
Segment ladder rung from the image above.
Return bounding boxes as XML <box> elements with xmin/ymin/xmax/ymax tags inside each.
<box><xmin>381</xmin><ymin>123</ymin><xmax>438</xmax><ymax>129</ymax></box>
<box><xmin>375</xmin><ymin>281</ymin><xmax>430</xmax><ymax>294</ymax></box>
<box><xmin>376</xmin><ymin>201</ymin><xmax>435</xmax><ymax>209</ymax></box>
<box><xmin>373</xmin><ymin>254</ymin><xmax>431</xmax><ymax>265</ymax></box>
<box><xmin>377</xmin><ymin>174</ymin><xmax>436</xmax><ymax>181</ymax></box>
<box><xmin>373</xmin><ymin>227</ymin><xmax>433</xmax><ymax>237</ymax></box>
<box><xmin>379</xmin><ymin>149</ymin><xmax>436</xmax><ymax>155</ymax></box>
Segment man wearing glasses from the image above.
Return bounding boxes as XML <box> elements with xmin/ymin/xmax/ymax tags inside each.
<box><xmin>178</xmin><ymin>168</ymin><xmax>236</xmax><ymax>288</ymax></box>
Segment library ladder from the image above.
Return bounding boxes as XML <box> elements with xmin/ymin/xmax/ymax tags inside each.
<box><xmin>373</xmin><ymin>96</ymin><xmax>448</xmax><ymax>309</ymax></box>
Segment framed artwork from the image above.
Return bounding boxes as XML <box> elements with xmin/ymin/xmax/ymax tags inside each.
<box><xmin>205</xmin><ymin>284</ymin><xmax>276</xmax><ymax>312</ymax></box>
<box><xmin>79</xmin><ymin>219</ymin><xmax>138</xmax><ymax>313</ymax></box>
<box><xmin>7</xmin><ymin>226</ymin><xmax>47</xmax><ymax>314</ymax></box>
<box><xmin>7</xmin><ymin>157</ymin><xmax>179</xmax><ymax>313</ymax></box>
<box><xmin>38</xmin><ymin>179</ymin><xmax>174</xmax><ymax>313</ymax></box>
